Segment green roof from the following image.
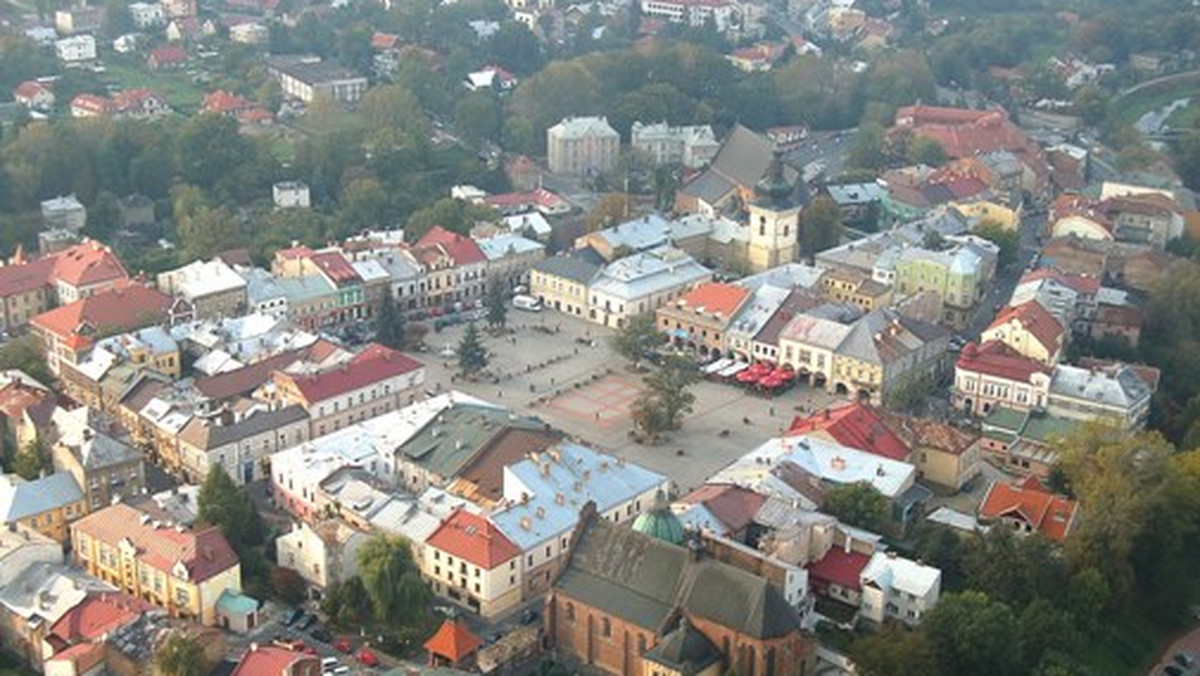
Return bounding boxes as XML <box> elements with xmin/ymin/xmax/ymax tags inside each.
<box><xmin>982</xmin><ymin>406</ymin><xmax>1079</xmax><ymax>444</ymax></box>
<box><xmin>216</xmin><ymin>590</ymin><xmax>259</xmax><ymax>615</ymax></box>
<box><xmin>396</xmin><ymin>404</ymin><xmax>546</xmax><ymax>479</ymax></box>
<box><xmin>632</xmin><ymin>506</ymin><xmax>686</xmax><ymax>546</ymax></box>
<box><xmin>981</xmin><ymin>406</ymin><xmax>1026</xmax><ymax>433</ymax></box>
<box><xmin>1021</xmin><ymin>412</ymin><xmax>1078</xmax><ymax>443</ymax></box>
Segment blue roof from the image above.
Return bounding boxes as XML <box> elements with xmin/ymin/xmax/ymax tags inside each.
<box><xmin>0</xmin><ymin>473</ymin><xmax>84</xmax><ymax>522</ymax></box>
<box><xmin>216</xmin><ymin>589</ymin><xmax>259</xmax><ymax>615</ymax></box>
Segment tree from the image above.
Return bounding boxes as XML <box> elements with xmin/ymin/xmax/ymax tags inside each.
<box><xmin>177</xmin><ymin>205</ymin><xmax>243</xmax><ymax>262</ymax></box>
<box><xmin>848</xmin><ymin>625</ymin><xmax>938</xmax><ymax>676</ymax></box>
<box><xmin>822</xmin><ymin>482</ymin><xmax>889</xmax><ymax>533</ymax></box>
<box><xmin>642</xmin><ymin>356</ymin><xmax>698</xmax><ymax>429</ymax></box>
<box><xmin>357</xmin><ymin>534</ymin><xmax>430</xmax><ymax>625</ymax></box>
<box><xmin>176</xmin><ymin>114</ymin><xmax>250</xmax><ymax>193</ymax></box>
<box><xmin>197</xmin><ymin>465</ymin><xmax>265</xmax><ymax>552</ymax></box>
<box><xmin>153</xmin><ymin>632</ymin><xmax>210</xmax><ymax>676</ymax></box>
<box><xmin>912</xmin><ymin>523</ymin><xmax>966</xmax><ymax>591</ymax></box>
<box><xmin>457</xmin><ymin>322</ymin><xmax>489</xmax><ymax>375</ymax></box>
<box><xmin>454</xmin><ymin>92</ymin><xmax>502</xmax><ymax>144</ymax></box>
<box><xmin>1018</xmin><ymin>598</ymin><xmax>1083</xmax><ymax>672</ymax></box>
<box><xmin>0</xmin><ymin>335</ymin><xmax>53</xmax><ymax>386</ymax></box>
<box><xmin>799</xmin><ymin>195</ymin><xmax>843</xmax><ymax>255</ymax></box>
<box><xmin>847</xmin><ymin>122</ymin><xmax>887</xmax><ymax>171</ymax></box>
<box><xmin>924</xmin><ymin>592</ymin><xmax>1023</xmax><ymax>676</ymax></box>
<box><xmin>11</xmin><ymin>439</ymin><xmax>45</xmax><ymax>480</ymax></box>
<box><xmin>586</xmin><ymin>193</ymin><xmax>630</xmax><ymax>232</ymax></box>
<box><xmin>974</xmin><ymin>220</ymin><xmax>1020</xmax><ymax>269</ymax></box>
<box><xmin>610</xmin><ymin>313</ymin><xmax>661</xmax><ymax>364</ymax></box>
<box><xmin>376</xmin><ymin>291</ymin><xmax>407</xmax><ymax>350</ymax></box>
<box><xmin>909</xmin><ymin>137</ymin><xmax>948</xmax><ymax>167</ymax></box>
<box><xmin>485</xmin><ymin>284</ymin><xmax>508</xmax><ymax>329</ymax></box>
<box><xmin>270</xmin><ymin>566</ymin><xmax>307</xmax><ymax>607</ymax></box>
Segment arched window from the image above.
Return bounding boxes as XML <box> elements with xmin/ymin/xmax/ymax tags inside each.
<box><xmin>566</xmin><ymin>602</ymin><xmax>575</xmax><ymax>622</ymax></box>
<box><xmin>766</xmin><ymin>647</ymin><xmax>777</xmax><ymax>676</ymax></box>
<box><xmin>601</xmin><ymin>617</ymin><xmax>612</xmax><ymax>638</ymax></box>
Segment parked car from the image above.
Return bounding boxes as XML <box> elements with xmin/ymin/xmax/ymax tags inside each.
<box><xmin>282</xmin><ymin>607</ymin><xmax>304</xmax><ymax>626</ymax></box>
<box><xmin>310</xmin><ymin>627</ymin><xmax>333</xmax><ymax>644</ymax></box>
<box><xmin>298</xmin><ymin>613</ymin><xmax>318</xmax><ymax>631</ymax></box>
<box><xmin>334</xmin><ymin>639</ymin><xmax>353</xmax><ymax>654</ymax></box>
<box><xmin>520</xmin><ymin>608</ymin><xmax>539</xmax><ymax>625</ymax></box>
<box><xmin>357</xmin><ymin>648</ymin><xmax>379</xmax><ymax>667</ymax></box>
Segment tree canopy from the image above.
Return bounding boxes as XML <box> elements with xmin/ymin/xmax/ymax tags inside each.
<box><xmin>357</xmin><ymin>534</ymin><xmax>430</xmax><ymax>625</ymax></box>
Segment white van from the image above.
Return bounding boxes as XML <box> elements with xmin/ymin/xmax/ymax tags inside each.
<box><xmin>512</xmin><ymin>294</ymin><xmax>543</xmax><ymax>312</ymax></box>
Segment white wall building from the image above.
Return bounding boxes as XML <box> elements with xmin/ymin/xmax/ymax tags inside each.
<box><xmin>859</xmin><ymin>551</ymin><xmax>941</xmax><ymax>626</ymax></box>
<box><xmin>273</xmin><ymin>181</ymin><xmax>311</xmax><ymax>209</ymax></box>
<box><xmin>55</xmin><ymin>35</ymin><xmax>97</xmax><ymax>63</ymax></box>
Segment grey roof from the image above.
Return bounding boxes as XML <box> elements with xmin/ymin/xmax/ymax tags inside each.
<box><xmin>1049</xmin><ymin>363</ymin><xmax>1152</xmax><ymax>408</ymax></box>
<box><xmin>76</xmin><ymin>431</ymin><xmax>143</xmax><ymax>469</ymax></box>
<box><xmin>681</xmin><ymin>125</ymin><xmax>798</xmax><ymax>203</ymax></box>
<box><xmin>555</xmin><ymin>511</ymin><xmax>802</xmax><ymax>639</ymax></box>
<box><xmin>533</xmin><ymin>255</ymin><xmax>601</xmax><ymax>285</ymax></box>
<box><xmin>0</xmin><ymin>473</ymin><xmax>84</xmax><ymax>522</ymax></box>
<box><xmin>643</xmin><ymin>620</ymin><xmax>720</xmax><ymax>675</ymax></box>
<box><xmin>274</xmin><ymin>58</ymin><xmax>364</xmax><ymax>85</ymax></box>
<box><xmin>177</xmin><ymin>404</ymin><xmax>308</xmax><ymax>451</ymax></box>
<box><xmin>396</xmin><ymin>404</ymin><xmax>545</xmax><ymax>479</ymax></box>
<box><xmin>825</xmin><ymin>182</ymin><xmax>885</xmax><ymax>205</ymax></box>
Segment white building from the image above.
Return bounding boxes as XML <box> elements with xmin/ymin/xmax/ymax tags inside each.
<box><xmin>630</xmin><ymin>121</ymin><xmax>720</xmax><ymax>169</ymax></box>
<box><xmin>276</xmin><ymin>520</ymin><xmax>368</xmax><ymax>593</ymax></box>
<box><xmin>41</xmin><ymin>195</ymin><xmax>87</xmax><ymax>232</ymax></box>
<box><xmin>859</xmin><ymin>551</ymin><xmax>941</xmax><ymax>626</ymax></box>
<box><xmin>640</xmin><ymin>0</ymin><xmax>741</xmax><ymax>31</ymax></box>
<box><xmin>128</xmin><ymin>2</ymin><xmax>165</xmax><ymax>28</ymax></box>
<box><xmin>157</xmin><ymin>258</ymin><xmax>249</xmax><ymax>319</ymax></box>
<box><xmin>546</xmin><ymin>116</ymin><xmax>620</xmax><ymax>176</ymax></box>
<box><xmin>55</xmin><ymin>35</ymin><xmax>97</xmax><ymax>63</ymax></box>
<box><xmin>229</xmin><ymin>22</ymin><xmax>269</xmax><ymax>45</ymax></box>
<box><xmin>587</xmin><ymin>246</ymin><xmax>712</xmax><ymax>328</ymax></box>
<box><xmin>273</xmin><ymin>181</ymin><xmax>311</xmax><ymax>209</ymax></box>
<box><xmin>268</xmin><ymin>57</ymin><xmax>367</xmax><ymax>104</ymax></box>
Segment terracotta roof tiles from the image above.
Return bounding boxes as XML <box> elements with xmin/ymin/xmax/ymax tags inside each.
<box><xmin>72</xmin><ymin>503</ymin><xmax>239</xmax><ymax>582</ymax></box>
<box><xmin>786</xmin><ymin>401</ymin><xmax>910</xmax><ymax>461</ymax></box>
<box><xmin>956</xmin><ymin>340</ymin><xmax>1052</xmax><ymax>383</ymax></box>
<box><xmin>280</xmin><ymin>343</ymin><xmax>422</xmax><ymax>404</ymax></box>
<box><xmin>425</xmin><ymin>508</ymin><xmax>519</xmax><ymax>570</ymax></box>
<box><xmin>978</xmin><ymin>476</ymin><xmax>1076</xmax><ymax>542</ymax></box>
<box><xmin>424</xmin><ymin>617</ymin><xmax>482</xmax><ymax>663</ymax></box>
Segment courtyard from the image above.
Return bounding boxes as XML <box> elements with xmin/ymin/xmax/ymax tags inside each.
<box><xmin>418</xmin><ymin>311</ymin><xmax>844</xmax><ymax>493</ymax></box>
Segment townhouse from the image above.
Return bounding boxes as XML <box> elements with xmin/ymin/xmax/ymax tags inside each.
<box><xmin>656</xmin><ymin>281</ymin><xmax>752</xmax><ymax>358</ymax></box>
<box><xmin>50</xmin><ymin>407</ymin><xmax>146</xmax><ymax>511</ymax></box>
<box><xmin>423</xmin><ymin>509</ymin><xmax>522</xmax><ymax>619</ymax></box>
<box><xmin>530</xmin><ymin>256</ymin><xmax>601</xmax><ymax>317</ymax></box>
<box><xmin>32</xmin><ymin>284</ymin><xmax>177</xmax><ymax>375</ymax></box>
<box><xmin>157</xmin><ymin>258</ymin><xmax>248</xmax><ymax>320</ymax></box>
<box><xmin>0</xmin><ymin>473</ymin><xmax>87</xmax><ymax>544</ymax></box>
<box><xmin>587</xmin><ymin>247</ymin><xmax>712</xmax><ymax>329</ymax></box>
<box><xmin>275</xmin><ymin>519</ymin><xmax>367</xmax><ymax>594</ymax></box>
<box><xmin>980</xmin><ymin>301</ymin><xmax>1066</xmax><ymax>366</ymax></box>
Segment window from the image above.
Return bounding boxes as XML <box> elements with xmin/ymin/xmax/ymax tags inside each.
<box><xmin>601</xmin><ymin>617</ymin><xmax>611</xmax><ymax>638</ymax></box>
<box><xmin>566</xmin><ymin>603</ymin><xmax>575</xmax><ymax>622</ymax></box>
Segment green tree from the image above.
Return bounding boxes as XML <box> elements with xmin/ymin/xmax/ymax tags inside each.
<box><xmin>197</xmin><ymin>465</ymin><xmax>265</xmax><ymax>552</ymax></box>
<box><xmin>456</xmin><ymin>322</ymin><xmax>489</xmax><ymax>375</ymax></box>
<box><xmin>11</xmin><ymin>439</ymin><xmax>45</xmax><ymax>480</ymax></box>
<box><xmin>153</xmin><ymin>632</ymin><xmax>210</xmax><ymax>676</ymax></box>
<box><xmin>376</xmin><ymin>291</ymin><xmax>407</xmax><ymax>351</ymax></box>
<box><xmin>176</xmin><ymin>114</ymin><xmax>250</xmax><ymax>193</ymax></box>
<box><xmin>0</xmin><ymin>336</ymin><xmax>53</xmax><ymax>386</ymax></box>
<box><xmin>270</xmin><ymin>566</ymin><xmax>307</xmax><ymax>607</ymax></box>
<box><xmin>177</xmin><ymin>205</ymin><xmax>243</xmax><ymax>261</ymax></box>
<box><xmin>357</xmin><ymin>534</ymin><xmax>430</xmax><ymax>625</ymax></box>
<box><xmin>339</xmin><ymin>177</ymin><xmax>390</xmax><ymax>235</ymax></box>
<box><xmin>1018</xmin><ymin>598</ymin><xmax>1082</xmax><ymax>672</ymax></box>
<box><xmin>909</xmin><ymin>137</ymin><xmax>948</xmax><ymax>167</ymax></box>
<box><xmin>799</xmin><ymin>195</ymin><xmax>843</xmax><ymax>255</ymax></box>
<box><xmin>822</xmin><ymin>482</ymin><xmax>889</xmax><ymax>533</ymax></box>
<box><xmin>912</xmin><ymin>523</ymin><xmax>966</xmax><ymax>591</ymax></box>
<box><xmin>641</xmin><ymin>356</ymin><xmax>698</xmax><ymax>430</ymax></box>
<box><xmin>610</xmin><ymin>313</ymin><xmax>661</xmax><ymax>365</ymax></box>
<box><xmin>848</xmin><ymin>625</ymin><xmax>938</xmax><ymax>676</ymax></box>
<box><xmin>924</xmin><ymin>592</ymin><xmax>1022</xmax><ymax>676</ymax></box>
<box><xmin>486</xmin><ymin>283</ymin><xmax>508</xmax><ymax>329</ymax></box>
<box><xmin>454</xmin><ymin>92</ymin><xmax>502</xmax><ymax>144</ymax></box>
<box><xmin>847</xmin><ymin>122</ymin><xmax>887</xmax><ymax>171</ymax></box>
<box><xmin>973</xmin><ymin>220</ymin><xmax>1020</xmax><ymax>269</ymax></box>
<box><xmin>406</xmin><ymin>198</ymin><xmax>498</xmax><ymax>240</ymax></box>
<box><xmin>1065</xmin><ymin>567</ymin><xmax>1109</xmax><ymax>629</ymax></box>
<box><xmin>586</xmin><ymin>193</ymin><xmax>630</xmax><ymax>232</ymax></box>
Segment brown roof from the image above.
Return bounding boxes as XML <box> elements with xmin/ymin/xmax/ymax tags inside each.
<box><xmin>677</xmin><ymin>484</ymin><xmax>765</xmax><ymax>535</ymax></box>
<box><xmin>987</xmin><ymin>301</ymin><xmax>1065</xmax><ymax>355</ymax></box>
<box><xmin>451</xmin><ymin>427</ymin><xmax>562</xmax><ymax>504</ymax></box>
<box><xmin>193</xmin><ymin>349</ymin><xmax>306</xmax><ymax>401</ymax></box>
<box><xmin>879</xmin><ymin>413</ymin><xmax>978</xmax><ymax>456</ymax></box>
<box><xmin>32</xmin><ymin>284</ymin><xmax>172</xmax><ymax>344</ymax></box>
<box><xmin>0</xmin><ymin>381</ymin><xmax>56</xmax><ymax>428</ymax></box>
<box><xmin>72</xmin><ymin>503</ymin><xmax>239</xmax><ymax>582</ymax></box>
<box><xmin>0</xmin><ymin>258</ymin><xmax>54</xmax><ymax>298</ymax></box>
<box><xmin>50</xmin><ymin>241</ymin><xmax>129</xmax><ymax>289</ymax></box>
<box><xmin>956</xmin><ymin>340</ymin><xmax>1051</xmax><ymax>383</ymax></box>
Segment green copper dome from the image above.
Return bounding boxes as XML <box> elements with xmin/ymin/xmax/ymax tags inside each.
<box><xmin>632</xmin><ymin>492</ymin><xmax>686</xmax><ymax>545</ymax></box>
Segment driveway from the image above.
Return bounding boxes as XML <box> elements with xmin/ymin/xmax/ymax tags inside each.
<box><xmin>1149</xmin><ymin>624</ymin><xmax>1200</xmax><ymax>676</ymax></box>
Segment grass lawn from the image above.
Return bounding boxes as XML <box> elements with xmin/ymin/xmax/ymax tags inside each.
<box><xmin>1112</xmin><ymin>81</ymin><xmax>1200</xmax><ymax>127</ymax></box>
<box><xmin>291</xmin><ymin>108</ymin><xmax>366</xmax><ymax>137</ymax></box>
<box><xmin>103</xmin><ymin>62</ymin><xmax>206</xmax><ymax>114</ymax></box>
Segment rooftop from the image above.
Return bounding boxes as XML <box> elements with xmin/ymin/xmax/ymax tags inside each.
<box><xmin>807</xmin><ymin>547</ymin><xmax>871</xmax><ymax>592</ymax></box>
<box><xmin>787</xmin><ymin>401</ymin><xmax>910</xmax><ymax>462</ymax></box>
<box><xmin>425</xmin><ymin>508</ymin><xmax>520</xmax><ymax>569</ymax></box>
<box><xmin>860</xmin><ymin>551</ymin><xmax>940</xmax><ymax>597</ymax></box>
<box><xmin>957</xmin><ymin>340</ymin><xmax>1052</xmax><ymax>383</ymax></box>
<box><xmin>158</xmin><ymin>259</ymin><xmax>246</xmax><ymax>300</ymax></box>
<box><xmin>591</xmin><ymin>247</ymin><xmax>711</xmax><ymax>302</ymax></box>
<box><xmin>32</xmin><ymin>284</ymin><xmax>172</xmax><ymax>344</ymax></box>
<box><xmin>978</xmin><ymin>476</ymin><xmax>1076</xmax><ymax>542</ymax></box>
<box><xmin>281</xmin><ymin>343</ymin><xmax>422</xmax><ymax>404</ymax></box>
<box><xmin>0</xmin><ymin>473</ymin><xmax>84</xmax><ymax>522</ymax></box>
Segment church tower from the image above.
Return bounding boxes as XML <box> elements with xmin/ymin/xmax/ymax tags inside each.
<box><xmin>746</xmin><ymin>150</ymin><xmax>806</xmax><ymax>272</ymax></box>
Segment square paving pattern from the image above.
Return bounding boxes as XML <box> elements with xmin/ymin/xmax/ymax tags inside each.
<box><xmin>546</xmin><ymin>374</ymin><xmax>642</xmax><ymax>428</ymax></box>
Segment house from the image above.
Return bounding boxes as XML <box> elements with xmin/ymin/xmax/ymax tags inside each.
<box><xmin>55</xmin><ymin>6</ymin><xmax>102</xmax><ymax>34</ymax></box>
<box><xmin>978</xmin><ymin>407</ymin><xmax>1077</xmax><ymax>478</ymax></box>
<box><xmin>229</xmin><ymin>21</ymin><xmax>269</xmax><ymax>44</ymax></box>
<box><xmin>230</xmin><ymin>644</ymin><xmax>321</xmax><ymax>676</ymax></box>
<box><xmin>464</xmin><ymin>65</ymin><xmax>518</xmax><ymax>92</ymax></box>
<box><xmin>148</xmin><ymin>45</ymin><xmax>188</xmax><ymax>70</ymax></box>
<box><xmin>672</xmin><ymin>484</ymin><xmax>765</xmax><ymax>541</ymax></box>
<box><xmin>50</xmin><ymin>407</ymin><xmax>146</xmax><ymax>511</ymax></box>
<box><xmin>587</xmin><ymin>247</ymin><xmax>712</xmax><ymax>329</ymax></box>
<box><xmin>677</xmin><ymin>125</ymin><xmax>798</xmax><ymax>216</ymax></box>
<box><xmin>786</xmin><ymin>401</ymin><xmax>910</xmax><ymax>462</ymax></box>
<box><xmin>55</xmin><ymin>35</ymin><xmax>97</xmax><ymax>63</ymax></box>
<box><xmin>545</xmin><ymin>506</ymin><xmax>815</xmax><ymax>676</ymax></box>
<box><xmin>40</xmin><ymin>592</ymin><xmax>152</xmax><ymax>675</ymax></box>
<box><xmin>71</xmin><ymin>94</ymin><xmax>112</xmax><ymax>118</ymax></box>
<box><xmin>0</xmin><ymin>374</ymin><xmax>56</xmax><ymax>458</ymax></box>
<box><xmin>32</xmin><ymin>284</ymin><xmax>175</xmax><ymax>375</ymax></box>
<box><xmin>165</xmin><ymin>17</ymin><xmax>214</xmax><ymax>42</ymax></box>
<box><xmin>824</xmin><ymin>183</ymin><xmax>884</xmax><ymax>226</ymax></box>
<box><xmin>656</xmin><ymin>281</ymin><xmax>752</xmax><ymax>357</ymax></box>
<box><xmin>415</xmin><ymin>226</ymin><xmax>489</xmax><ymax>304</ymax></box>
<box><xmin>51</xmin><ymin>238</ymin><xmax>130</xmax><ymax>303</ymax></box>
<box><xmin>71</xmin><ymin>502</ymin><xmax>242</xmax><ymax>625</ymax></box>
<box><xmin>128</xmin><ymin>1</ymin><xmax>164</xmax><ymax>28</ymax></box>
<box><xmin>0</xmin><ymin>563</ymin><xmax>114</xmax><ymax>669</ymax></box>
<box><xmin>13</xmin><ymin>81</ymin><xmax>55</xmax><ymax>112</ymax></box>
<box><xmin>477</xmin><ymin>233</ymin><xmax>546</xmax><ymax>292</ymax></box>
<box><xmin>978</xmin><ymin>476</ymin><xmax>1077</xmax><ymax>543</ymax></box>
<box><xmin>0</xmin><ymin>473</ymin><xmax>87</xmax><ymax>543</ymax></box>
<box><xmin>981</xmin><ymin>301</ymin><xmax>1066</xmax><ymax>366</ymax></box>
<box><xmin>276</xmin><ymin>520</ymin><xmax>367</xmax><ymax>594</ymax></box>
<box><xmin>157</xmin><ymin>259</ymin><xmax>248</xmax><ymax>320</ymax></box>
<box><xmin>0</xmin><ymin>525</ymin><xmax>61</xmax><ymax>588</ymax></box>
<box><xmin>726</xmin><ymin>42</ymin><xmax>787</xmax><ymax>72</ymax></box>
<box><xmin>266</xmin><ymin>343</ymin><xmax>424</xmax><ymax>438</ymax></box>
<box><xmin>858</xmin><ymin>552</ymin><xmax>940</xmax><ymax>626</ymax></box>
<box><xmin>879</xmin><ymin>414</ymin><xmax>980</xmax><ymax>492</ymax></box>
<box><xmin>113</xmin><ymin>33</ymin><xmax>140</xmax><ymax>53</ymax></box>
<box><xmin>640</xmin><ymin>0</ymin><xmax>741</xmax><ymax>31</ymax></box>
<box><xmin>546</xmin><ymin>116</ymin><xmax>620</xmax><ymax>176</ymax></box>
<box><xmin>273</xmin><ymin>181</ymin><xmax>311</xmax><ymax>209</ymax></box>
<box><xmin>267</xmin><ymin>56</ymin><xmax>367</xmax><ymax>104</ymax></box>
<box><xmin>423</xmin><ymin>509</ymin><xmax>522</xmax><ymax>618</ymax></box>
<box><xmin>630</xmin><ymin>121</ymin><xmax>720</xmax><ymax>170</ymax></box>
<box><xmin>42</xmin><ymin>195</ymin><xmax>87</xmax><ymax>232</ymax></box>
<box><xmin>1046</xmin><ymin>361</ymin><xmax>1154</xmax><ymax>430</ymax></box>
<box><xmin>176</xmin><ymin>404</ymin><xmax>310</xmax><ymax>484</ymax></box>
<box><xmin>953</xmin><ymin>340</ymin><xmax>1053</xmax><ymax>416</ymax></box>
<box><xmin>530</xmin><ymin>255</ymin><xmax>601</xmax><ymax>318</ymax></box>
<box><xmin>109</xmin><ymin>88</ymin><xmax>169</xmax><ymax>120</ymax></box>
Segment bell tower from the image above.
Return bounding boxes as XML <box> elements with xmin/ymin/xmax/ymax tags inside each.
<box><xmin>747</xmin><ymin>150</ymin><xmax>804</xmax><ymax>272</ymax></box>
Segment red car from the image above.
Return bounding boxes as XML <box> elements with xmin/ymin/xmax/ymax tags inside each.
<box><xmin>334</xmin><ymin>639</ymin><xmax>353</xmax><ymax>654</ymax></box>
<box><xmin>358</xmin><ymin>648</ymin><xmax>379</xmax><ymax>667</ymax></box>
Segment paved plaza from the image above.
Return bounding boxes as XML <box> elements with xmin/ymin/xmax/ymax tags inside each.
<box><xmin>419</xmin><ymin>312</ymin><xmax>844</xmax><ymax>492</ymax></box>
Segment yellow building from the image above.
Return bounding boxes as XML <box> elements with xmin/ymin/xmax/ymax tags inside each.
<box><xmin>530</xmin><ymin>256</ymin><xmax>601</xmax><ymax>317</ymax></box>
<box><xmin>70</xmin><ymin>503</ymin><xmax>242</xmax><ymax>626</ymax></box>
<box><xmin>819</xmin><ymin>270</ymin><xmax>892</xmax><ymax>311</ymax></box>
<box><xmin>0</xmin><ymin>472</ymin><xmax>87</xmax><ymax>544</ymax></box>
<box><xmin>952</xmin><ymin>201</ymin><xmax>1020</xmax><ymax>231</ymax></box>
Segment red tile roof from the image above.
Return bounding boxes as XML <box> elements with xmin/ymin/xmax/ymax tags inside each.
<box><xmin>807</xmin><ymin>547</ymin><xmax>871</xmax><ymax>592</ymax></box>
<box><xmin>0</xmin><ymin>381</ymin><xmax>56</xmax><ymax>427</ymax></box>
<box><xmin>677</xmin><ymin>484</ymin><xmax>764</xmax><ymax>535</ymax></box>
<box><xmin>32</xmin><ymin>284</ymin><xmax>172</xmax><ymax>346</ymax></box>
<box><xmin>978</xmin><ymin>476</ymin><xmax>1076</xmax><ymax>542</ymax></box>
<box><xmin>73</xmin><ymin>503</ymin><xmax>240</xmax><ymax>582</ymax></box>
<box><xmin>426</xmin><ymin>508</ymin><xmax>519</xmax><ymax>570</ymax></box>
<box><xmin>987</xmin><ymin>301</ymin><xmax>1065</xmax><ymax>355</ymax></box>
<box><xmin>14</xmin><ymin>80</ymin><xmax>51</xmax><ymax>99</ymax></box>
<box><xmin>281</xmin><ymin>343</ymin><xmax>422</xmax><ymax>404</ymax></box>
<box><xmin>309</xmin><ymin>251</ymin><xmax>362</xmax><ymax>286</ymax></box>
<box><xmin>0</xmin><ymin>257</ymin><xmax>54</xmax><ymax>297</ymax></box>
<box><xmin>231</xmin><ymin>645</ymin><xmax>319</xmax><ymax>676</ymax></box>
<box><xmin>203</xmin><ymin>89</ymin><xmax>252</xmax><ymax>114</ymax></box>
<box><xmin>416</xmin><ymin>227</ymin><xmax>487</xmax><ymax>266</ymax></box>
<box><xmin>49</xmin><ymin>593</ymin><xmax>150</xmax><ymax>643</ymax></box>
<box><xmin>787</xmin><ymin>402</ymin><xmax>910</xmax><ymax>461</ymax></box>
<box><xmin>424</xmin><ymin>617</ymin><xmax>482</xmax><ymax>662</ymax></box>
<box><xmin>71</xmin><ymin>94</ymin><xmax>112</xmax><ymax>115</ymax></box>
<box><xmin>675</xmin><ymin>282</ymin><xmax>751</xmax><ymax>319</ymax></box>
<box><xmin>150</xmin><ymin>45</ymin><xmax>187</xmax><ymax>64</ymax></box>
<box><xmin>956</xmin><ymin>340</ymin><xmax>1051</xmax><ymax>383</ymax></box>
<box><xmin>50</xmin><ymin>240</ymin><xmax>129</xmax><ymax>288</ymax></box>
<box><xmin>371</xmin><ymin>32</ymin><xmax>400</xmax><ymax>51</ymax></box>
